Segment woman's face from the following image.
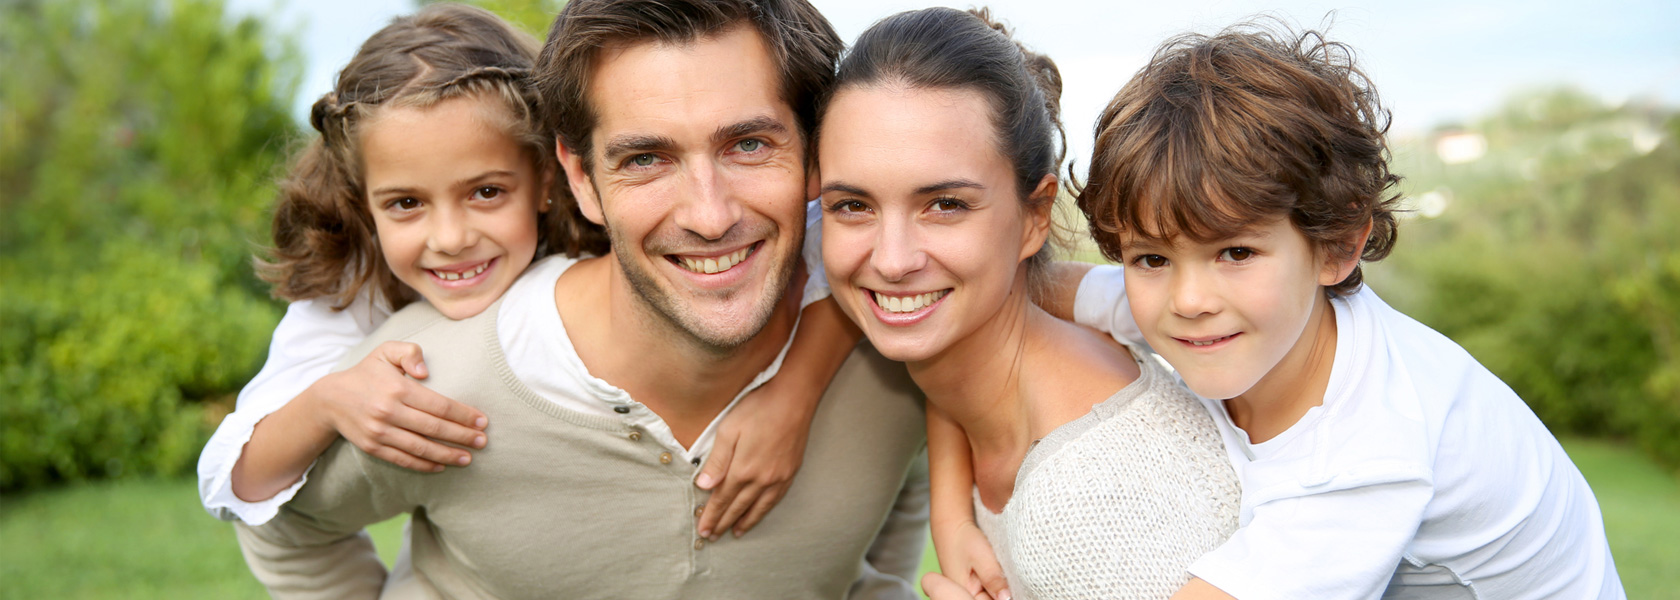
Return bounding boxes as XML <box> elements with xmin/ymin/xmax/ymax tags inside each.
<box><xmin>820</xmin><ymin>85</ymin><xmax>1049</xmax><ymax>363</ymax></box>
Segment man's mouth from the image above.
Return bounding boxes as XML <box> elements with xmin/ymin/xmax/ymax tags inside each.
<box><xmin>671</xmin><ymin>244</ymin><xmax>756</xmax><ymax>275</ymax></box>
<box><xmin>429</xmin><ymin>259</ymin><xmax>492</xmax><ymax>281</ymax></box>
<box><xmin>871</xmin><ymin>289</ymin><xmax>950</xmax><ymax>314</ymax></box>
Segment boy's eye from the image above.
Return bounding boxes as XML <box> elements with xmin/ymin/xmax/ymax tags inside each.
<box><xmin>735</xmin><ymin>139</ymin><xmax>763</xmax><ymax>153</ymax></box>
<box><xmin>1134</xmin><ymin>254</ymin><xmax>1168</xmax><ymax>269</ymax></box>
<box><xmin>473</xmin><ymin>186</ymin><xmax>501</xmax><ymax>200</ymax></box>
<box><xmin>391</xmin><ymin>197</ymin><xmax>421</xmax><ymax>211</ymax></box>
<box><xmin>1221</xmin><ymin>247</ymin><xmax>1255</xmax><ymax>262</ymax></box>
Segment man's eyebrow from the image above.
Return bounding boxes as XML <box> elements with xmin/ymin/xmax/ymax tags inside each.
<box><xmin>819</xmin><ymin>182</ymin><xmax>869</xmax><ymax>198</ymax></box>
<box><xmin>601</xmin><ymin>134</ymin><xmax>677</xmax><ymax>163</ymax></box>
<box><xmin>915</xmin><ymin>179</ymin><xmax>985</xmax><ymax>195</ymax></box>
<box><xmin>714</xmin><ymin>116</ymin><xmax>789</xmax><ymax>144</ymax></box>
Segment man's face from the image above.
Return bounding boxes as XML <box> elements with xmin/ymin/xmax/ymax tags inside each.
<box><xmin>560</xmin><ymin>25</ymin><xmax>808</xmax><ymax>350</ymax></box>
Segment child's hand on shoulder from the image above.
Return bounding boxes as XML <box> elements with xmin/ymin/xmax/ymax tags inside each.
<box><xmin>935</xmin><ymin>518</ymin><xmax>1011</xmax><ymax>600</ymax></box>
<box><xmin>310</xmin><ymin>341</ymin><xmax>490</xmax><ymax>472</ymax></box>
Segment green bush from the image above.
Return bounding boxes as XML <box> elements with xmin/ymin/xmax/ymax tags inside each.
<box><xmin>1373</xmin><ymin>90</ymin><xmax>1680</xmax><ymax>471</ymax></box>
<box><xmin>0</xmin><ymin>0</ymin><xmax>298</xmax><ymax>490</ymax></box>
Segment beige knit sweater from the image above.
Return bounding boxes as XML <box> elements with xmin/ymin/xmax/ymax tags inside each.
<box><xmin>972</xmin><ymin>351</ymin><xmax>1240</xmax><ymax>600</ymax></box>
<box><xmin>235</xmin><ymin>299</ymin><xmax>928</xmax><ymax>600</ymax></box>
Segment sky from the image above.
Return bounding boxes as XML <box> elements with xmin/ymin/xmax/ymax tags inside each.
<box><xmin>231</xmin><ymin>0</ymin><xmax>1680</xmax><ymax>169</ymax></box>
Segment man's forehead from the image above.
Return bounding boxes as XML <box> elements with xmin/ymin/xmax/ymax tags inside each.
<box><xmin>584</xmin><ymin>26</ymin><xmax>795</xmax><ymax>147</ymax></box>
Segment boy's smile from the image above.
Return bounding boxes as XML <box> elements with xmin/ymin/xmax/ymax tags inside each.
<box><xmin>1120</xmin><ymin>217</ymin><xmax>1344</xmax><ymax>439</ymax></box>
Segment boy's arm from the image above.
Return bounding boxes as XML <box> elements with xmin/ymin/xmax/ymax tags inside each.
<box><xmin>1034</xmin><ymin>261</ymin><xmax>1095</xmax><ymax>322</ymax></box>
<box><xmin>231</xmin><ymin>341</ymin><xmax>488</xmax><ymax>504</ymax></box>
<box><xmin>696</xmin><ymin>296</ymin><xmax>861</xmax><ymax>539</ymax></box>
<box><xmin>928</xmin><ymin>404</ymin><xmax>1010</xmax><ymax>600</ymax></box>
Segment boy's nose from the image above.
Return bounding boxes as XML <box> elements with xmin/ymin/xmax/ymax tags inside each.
<box><xmin>1169</xmin><ymin>267</ymin><xmax>1220</xmax><ymax>318</ymax></box>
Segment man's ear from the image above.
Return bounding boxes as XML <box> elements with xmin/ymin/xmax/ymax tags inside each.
<box><xmin>1019</xmin><ymin>174</ymin><xmax>1057</xmax><ymax>261</ymax></box>
<box><xmin>806</xmin><ymin>162</ymin><xmax>821</xmax><ymax>203</ymax></box>
<box><xmin>1320</xmin><ymin>218</ymin><xmax>1374</xmax><ymax>286</ymax></box>
<box><xmin>557</xmin><ymin>139</ymin><xmax>604</xmax><ymax>226</ymax></box>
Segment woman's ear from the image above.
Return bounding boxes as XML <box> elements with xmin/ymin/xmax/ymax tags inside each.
<box><xmin>1019</xmin><ymin>174</ymin><xmax>1057</xmax><ymax>261</ymax></box>
<box><xmin>538</xmin><ymin>162</ymin><xmax>557</xmax><ymax>214</ymax></box>
<box><xmin>1320</xmin><ymin>218</ymin><xmax>1374</xmax><ymax>286</ymax></box>
<box><xmin>557</xmin><ymin>139</ymin><xmax>604</xmax><ymax>226</ymax></box>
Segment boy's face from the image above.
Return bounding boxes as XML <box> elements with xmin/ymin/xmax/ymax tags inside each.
<box><xmin>558</xmin><ymin>25</ymin><xmax>808</xmax><ymax>350</ymax></box>
<box><xmin>1119</xmin><ymin>216</ymin><xmax>1343</xmax><ymax>402</ymax></box>
<box><xmin>363</xmin><ymin>96</ymin><xmax>549</xmax><ymax>320</ymax></box>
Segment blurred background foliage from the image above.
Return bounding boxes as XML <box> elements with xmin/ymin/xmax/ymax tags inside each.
<box><xmin>0</xmin><ymin>0</ymin><xmax>1676</xmax><ymax>498</ymax></box>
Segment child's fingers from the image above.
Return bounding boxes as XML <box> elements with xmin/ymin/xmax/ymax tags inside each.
<box><xmin>974</xmin><ymin>565</ymin><xmax>1011</xmax><ymax>600</ymax></box>
<box><xmin>390</xmin><ymin>404</ymin><xmax>486</xmax><ymax>450</ymax></box>
<box><xmin>374</xmin><ymin>341</ymin><xmax>429</xmax><ymax>379</ymax></box>
<box><xmin>363</xmin><ymin>444</ymin><xmax>447</xmax><ymax>473</ymax></box>
<box><xmin>695</xmin><ymin>435</ymin><xmax>734</xmax><ymax>491</ymax></box>
<box><xmin>709</xmin><ymin>480</ymin><xmax>763</xmax><ymax>538</ymax></box>
<box><xmin>402</xmin><ymin>386</ymin><xmax>488</xmax><ymax>430</ymax></box>
<box><xmin>730</xmin><ymin>484</ymin><xmax>786</xmax><ymax>537</ymax></box>
<box><xmin>371</xmin><ymin>420</ymin><xmax>473</xmax><ymax>468</ymax></box>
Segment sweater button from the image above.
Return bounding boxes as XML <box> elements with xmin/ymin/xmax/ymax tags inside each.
<box><xmin>695</xmin><ymin>505</ymin><xmax>705</xmax><ymax>518</ymax></box>
<box><xmin>628</xmin><ymin>431</ymin><xmax>641</xmax><ymax>441</ymax></box>
<box><xmin>613</xmin><ymin>405</ymin><xmax>631</xmax><ymax>414</ymax></box>
<box><xmin>659</xmin><ymin>452</ymin><xmax>672</xmax><ymax>464</ymax></box>
<box><xmin>694</xmin><ymin>538</ymin><xmax>705</xmax><ymax>550</ymax></box>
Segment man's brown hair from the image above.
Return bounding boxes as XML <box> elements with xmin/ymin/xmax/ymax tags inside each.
<box><xmin>1075</xmin><ymin>21</ymin><xmax>1401</xmax><ymax>296</ymax></box>
<box><xmin>532</xmin><ymin>0</ymin><xmax>843</xmax><ymax>255</ymax></box>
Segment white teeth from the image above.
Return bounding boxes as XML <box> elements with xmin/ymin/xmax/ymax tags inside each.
<box><xmin>873</xmin><ymin>290</ymin><xmax>948</xmax><ymax>314</ymax></box>
<box><xmin>678</xmin><ymin>247</ymin><xmax>751</xmax><ymax>274</ymax></box>
<box><xmin>1189</xmin><ymin>335</ymin><xmax>1231</xmax><ymax>346</ymax></box>
<box><xmin>431</xmin><ymin>261</ymin><xmax>489</xmax><ymax>281</ymax></box>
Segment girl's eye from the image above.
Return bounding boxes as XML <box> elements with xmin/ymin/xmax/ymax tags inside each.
<box><xmin>735</xmin><ymin>139</ymin><xmax>763</xmax><ymax>153</ymax></box>
<box><xmin>473</xmin><ymin>186</ymin><xmax>501</xmax><ymax>201</ymax></box>
<box><xmin>630</xmin><ymin>154</ymin><xmax>657</xmax><ymax>167</ymax></box>
<box><xmin>1221</xmin><ymin>247</ymin><xmax>1255</xmax><ymax>262</ymax></box>
<box><xmin>1134</xmin><ymin>254</ymin><xmax>1168</xmax><ymax>269</ymax></box>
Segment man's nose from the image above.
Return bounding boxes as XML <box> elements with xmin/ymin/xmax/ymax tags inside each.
<box><xmin>673</xmin><ymin>159</ymin><xmax>742</xmax><ymax>241</ymax></box>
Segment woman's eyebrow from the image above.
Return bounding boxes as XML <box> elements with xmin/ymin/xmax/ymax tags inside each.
<box><xmin>915</xmin><ymin>179</ymin><xmax>984</xmax><ymax>195</ymax></box>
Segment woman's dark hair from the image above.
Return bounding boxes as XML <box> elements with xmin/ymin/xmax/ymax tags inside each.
<box><xmin>822</xmin><ymin>6</ymin><xmax>1066</xmax><ymax>280</ymax></box>
<box><xmin>260</xmin><ymin>3</ymin><xmax>574</xmax><ymax>310</ymax></box>
<box><xmin>1075</xmin><ymin>20</ymin><xmax>1401</xmax><ymax>296</ymax></box>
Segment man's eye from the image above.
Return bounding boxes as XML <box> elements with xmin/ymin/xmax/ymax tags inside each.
<box><xmin>736</xmin><ymin>139</ymin><xmax>763</xmax><ymax>153</ymax></box>
<box><xmin>1221</xmin><ymin>247</ymin><xmax>1255</xmax><ymax>262</ymax></box>
<box><xmin>631</xmin><ymin>154</ymin><xmax>657</xmax><ymax>167</ymax></box>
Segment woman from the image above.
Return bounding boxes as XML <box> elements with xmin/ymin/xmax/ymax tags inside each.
<box><xmin>818</xmin><ymin>8</ymin><xmax>1240</xmax><ymax>599</ymax></box>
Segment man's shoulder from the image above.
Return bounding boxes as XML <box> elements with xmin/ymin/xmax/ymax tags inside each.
<box><xmin>332</xmin><ymin>300</ymin><xmax>500</xmax><ymax>373</ymax></box>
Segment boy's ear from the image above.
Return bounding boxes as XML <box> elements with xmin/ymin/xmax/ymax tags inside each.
<box><xmin>557</xmin><ymin>139</ymin><xmax>605</xmax><ymax>226</ymax></box>
<box><xmin>1019</xmin><ymin>174</ymin><xmax>1057</xmax><ymax>262</ymax></box>
<box><xmin>1320</xmin><ymin>218</ymin><xmax>1374</xmax><ymax>286</ymax></box>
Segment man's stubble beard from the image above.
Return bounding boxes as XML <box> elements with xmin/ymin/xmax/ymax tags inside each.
<box><xmin>606</xmin><ymin>217</ymin><xmax>802</xmax><ymax>355</ymax></box>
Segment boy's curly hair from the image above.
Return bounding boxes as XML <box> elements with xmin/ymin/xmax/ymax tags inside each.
<box><xmin>1074</xmin><ymin>20</ymin><xmax>1401</xmax><ymax>296</ymax></box>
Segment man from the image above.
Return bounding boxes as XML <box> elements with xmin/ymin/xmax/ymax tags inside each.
<box><xmin>234</xmin><ymin>1</ymin><xmax>929</xmax><ymax>598</ymax></box>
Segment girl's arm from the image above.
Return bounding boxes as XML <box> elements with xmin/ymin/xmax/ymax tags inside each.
<box><xmin>230</xmin><ymin>340</ymin><xmax>489</xmax><ymax>502</ymax></box>
<box><xmin>695</xmin><ymin>295</ymin><xmax>860</xmax><ymax>539</ymax></box>
<box><xmin>928</xmin><ymin>404</ymin><xmax>1011</xmax><ymax>600</ymax></box>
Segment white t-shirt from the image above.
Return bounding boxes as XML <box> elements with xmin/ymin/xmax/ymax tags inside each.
<box><xmin>1075</xmin><ymin>267</ymin><xmax>1625</xmax><ymax>599</ymax></box>
<box><xmin>199</xmin><ymin>202</ymin><xmax>832</xmax><ymax>524</ymax></box>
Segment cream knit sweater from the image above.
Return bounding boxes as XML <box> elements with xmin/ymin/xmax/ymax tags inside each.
<box><xmin>973</xmin><ymin>350</ymin><xmax>1240</xmax><ymax>600</ymax></box>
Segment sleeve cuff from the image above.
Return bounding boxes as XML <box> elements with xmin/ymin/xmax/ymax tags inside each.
<box><xmin>801</xmin><ymin>199</ymin><xmax>831</xmax><ymax>307</ymax></box>
<box><xmin>197</xmin><ymin>409</ymin><xmax>316</xmax><ymax>525</ymax></box>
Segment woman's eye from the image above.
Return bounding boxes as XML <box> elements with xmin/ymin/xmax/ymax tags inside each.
<box><xmin>1221</xmin><ymin>247</ymin><xmax>1255</xmax><ymax>262</ymax></box>
<box><xmin>735</xmin><ymin>139</ymin><xmax>763</xmax><ymax>153</ymax></box>
<box><xmin>630</xmin><ymin>154</ymin><xmax>657</xmax><ymax>167</ymax></box>
<box><xmin>1135</xmin><ymin>254</ymin><xmax>1168</xmax><ymax>269</ymax></box>
<box><xmin>931</xmin><ymin>197</ymin><xmax>966</xmax><ymax>212</ymax></box>
<box><xmin>473</xmin><ymin>186</ymin><xmax>501</xmax><ymax>200</ymax></box>
<box><xmin>829</xmin><ymin>199</ymin><xmax>869</xmax><ymax>214</ymax></box>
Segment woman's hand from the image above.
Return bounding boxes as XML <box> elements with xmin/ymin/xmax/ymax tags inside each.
<box><xmin>693</xmin><ymin>378</ymin><xmax>816</xmax><ymax>540</ymax></box>
<box><xmin>934</xmin><ymin>519</ymin><xmax>1011</xmax><ymax>600</ymax></box>
<box><xmin>311</xmin><ymin>341</ymin><xmax>488</xmax><ymax>472</ymax></box>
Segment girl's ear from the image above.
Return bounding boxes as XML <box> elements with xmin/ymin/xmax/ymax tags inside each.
<box><xmin>557</xmin><ymin>139</ymin><xmax>604</xmax><ymax>226</ymax></box>
<box><xmin>1019</xmin><ymin>174</ymin><xmax>1057</xmax><ymax>262</ymax></box>
<box><xmin>1320</xmin><ymin>218</ymin><xmax>1374</xmax><ymax>286</ymax></box>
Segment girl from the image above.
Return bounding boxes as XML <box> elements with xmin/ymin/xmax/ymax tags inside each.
<box><xmin>196</xmin><ymin>3</ymin><xmax>856</xmax><ymax>542</ymax></box>
<box><xmin>818</xmin><ymin>8</ymin><xmax>1240</xmax><ymax>600</ymax></box>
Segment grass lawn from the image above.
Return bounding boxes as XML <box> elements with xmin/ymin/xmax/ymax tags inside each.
<box><xmin>1</xmin><ymin>437</ymin><xmax>1673</xmax><ymax>598</ymax></box>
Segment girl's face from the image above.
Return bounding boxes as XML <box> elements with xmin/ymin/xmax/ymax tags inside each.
<box><xmin>1117</xmin><ymin>217</ymin><xmax>1344</xmax><ymax>401</ymax></box>
<box><xmin>820</xmin><ymin>85</ymin><xmax>1049</xmax><ymax>363</ymax></box>
<box><xmin>361</xmin><ymin>95</ymin><xmax>549</xmax><ymax>319</ymax></box>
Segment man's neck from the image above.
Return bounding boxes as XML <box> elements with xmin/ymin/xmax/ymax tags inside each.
<box><xmin>554</xmin><ymin>254</ymin><xmax>800</xmax><ymax>447</ymax></box>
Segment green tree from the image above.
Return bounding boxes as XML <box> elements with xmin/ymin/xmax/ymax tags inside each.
<box><xmin>421</xmin><ymin>0</ymin><xmax>565</xmax><ymax>36</ymax></box>
<box><xmin>0</xmin><ymin>0</ymin><xmax>301</xmax><ymax>490</ymax></box>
